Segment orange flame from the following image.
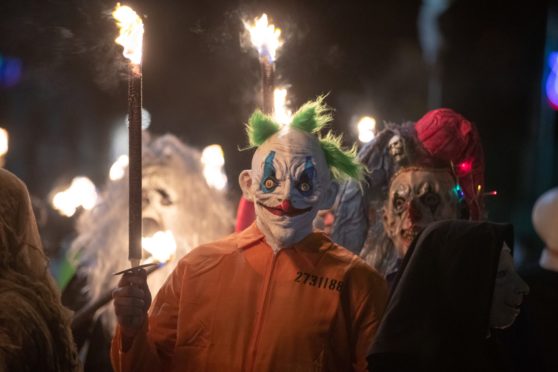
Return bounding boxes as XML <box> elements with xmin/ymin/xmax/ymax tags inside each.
<box><xmin>244</xmin><ymin>14</ymin><xmax>283</xmax><ymax>62</ymax></box>
<box><xmin>112</xmin><ymin>3</ymin><xmax>144</xmax><ymax>66</ymax></box>
<box><xmin>142</xmin><ymin>230</ymin><xmax>177</xmax><ymax>263</ymax></box>
<box><xmin>357</xmin><ymin>116</ymin><xmax>376</xmax><ymax>143</ymax></box>
<box><xmin>273</xmin><ymin>87</ymin><xmax>292</xmax><ymax>126</ymax></box>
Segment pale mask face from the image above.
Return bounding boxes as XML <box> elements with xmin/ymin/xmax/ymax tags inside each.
<box><xmin>239</xmin><ymin>128</ymin><xmax>338</xmax><ymax>251</ymax></box>
<box><xmin>142</xmin><ymin>167</ymin><xmax>180</xmax><ymax>235</ymax></box>
<box><xmin>383</xmin><ymin>168</ymin><xmax>459</xmax><ymax>256</ymax></box>
<box><xmin>388</xmin><ymin>135</ymin><xmax>407</xmax><ymax>165</ymax></box>
<box><xmin>490</xmin><ymin>245</ymin><xmax>529</xmax><ymax>329</ymax></box>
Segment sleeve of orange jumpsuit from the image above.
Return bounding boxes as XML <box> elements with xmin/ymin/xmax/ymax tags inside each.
<box><xmin>350</xmin><ymin>265</ymin><xmax>389</xmax><ymax>372</ymax></box>
<box><xmin>111</xmin><ymin>260</ymin><xmax>186</xmax><ymax>372</ymax></box>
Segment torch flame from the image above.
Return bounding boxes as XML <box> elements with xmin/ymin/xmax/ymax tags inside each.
<box><xmin>201</xmin><ymin>145</ymin><xmax>228</xmax><ymax>191</ymax></box>
<box><xmin>52</xmin><ymin>176</ymin><xmax>98</xmax><ymax>217</ymax></box>
<box><xmin>273</xmin><ymin>87</ymin><xmax>292</xmax><ymax>126</ymax></box>
<box><xmin>0</xmin><ymin>127</ymin><xmax>8</xmax><ymax>157</ymax></box>
<box><xmin>109</xmin><ymin>154</ymin><xmax>129</xmax><ymax>181</ymax></box>
<box><xmin>357</xmin><ymin>116</ymin><xmax>376</xmax><ymax>143</ymax></box>
<box><xmin>244</xmin><ymin>13</ymin><xmax>283</xmax><ymax>62</ymax></box>
<box><xmin>142</xmin><ymin>230</ymin><xmax>177</xmax><ymax>263</ymax></box>
<box><xmin>112</xmin><ymin>3</ymin><xmax>144</xmax><ymax>66</ymax></box>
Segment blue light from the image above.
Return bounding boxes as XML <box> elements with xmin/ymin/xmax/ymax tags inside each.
<box><xmin>546</xmin><ymin>52</ymin><xmax>558</xmax><ymax>110</ymax></box>
<box><xmin>453</xmin><ymin>184</ymin><xmax>465</xmax><ymax>202</ymax></box>
<box><xmin>0</xmin><ymin>53</ymin><xmax>22</xmax><ymax>88</ymax></box>
<box><xmin>2</xmin><ymin>59</ymin><xmax>22</xmax><ymax>87</ymax></box>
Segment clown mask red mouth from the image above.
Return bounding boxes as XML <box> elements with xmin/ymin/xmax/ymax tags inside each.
<box><xmin>258</xmin><ymin>199</ymin><xmax>312</xmax><ymax>217</ymax></box>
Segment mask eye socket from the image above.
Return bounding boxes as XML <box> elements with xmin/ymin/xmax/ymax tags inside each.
<box><xmin>299</xmin><ymin>182</ymin><xmax>311</xmax><ymax>192</ymax></box>
<box><xmin>156</xmin><ymin>188</ymin><xmax>173</xmax><ymax>206</ymax></box>
<box><xmin>296</xmin><ymin>174</ymin><xmax>313</xmax><ymax>196</ymax></box>
<box><xmin>421</xmin><ymin>192</ymin><xmax>440</xmax><ymax>208</ymax></box>
<box><xmin>297</xmin><ymin>158</ymin><xmax>315</xmax><ymax>197</ymax></box>
<box><xmin>496</xmin><ymin>270</ymin><xmax>508</xmax><ymax>280</ymax></box>
<box><xmin>263</xmin><ymin>177</ymin><xmax>278</xmax><ymax>192</ymax></box>
<box><xmin>393</xmin><ymin>196</ymin><xmax>406</xmax><ymax>213</ymax></box>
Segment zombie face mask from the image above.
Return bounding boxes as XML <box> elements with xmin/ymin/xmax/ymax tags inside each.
<box><xmin>239</xmin><ymin>98</ymin><xmax>363</xmax><ymax>251</ymax></box>
<box><xmin>383</xmin><ymin>168</ymin><xmax>459</xmax><ymax>257</ymax></box>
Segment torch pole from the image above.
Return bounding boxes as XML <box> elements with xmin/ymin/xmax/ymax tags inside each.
<box><xmin>128</xmin><ymin>65</ymin><xmax>142</xmax><ymax>268</ymax></box>
<box><xmin>260</xmin><ymin>56</ymin><xmax>275</xmax><ymax>114</ymax></box>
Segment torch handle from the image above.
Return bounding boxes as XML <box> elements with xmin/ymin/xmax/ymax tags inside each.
<box><xmin>260</xmin><ymin>57</ymin><xmax>275</xmax><ymax>115</ymax></box>
<box><xmin>128</xmin><ymin>68</ymin><xmax>142</xmax><ymax>267</ymax></box>
<box><xmin>71</xmin><ymin>263</ymin><xmax>161</xmax><ymax>333</ymax></box>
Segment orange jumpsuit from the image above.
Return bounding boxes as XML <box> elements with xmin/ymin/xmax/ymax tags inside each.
<box><xmin>111</xmin><ymin>223</ymin><xmax>387</xmax><ymax>372</ymax></box>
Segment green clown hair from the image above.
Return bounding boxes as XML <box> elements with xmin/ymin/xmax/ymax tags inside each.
<box><xmin>290</xmin><ymin>95</ymin><xmax>333</xmax><ymax>134</ymax></box>
<box><xmin>319</xmin><ymin>132</ymin><xmax>364</xmax><ymax>182</ymax></box>
<box><xmin>246</xmin><ymin>110</ymin><xmax>281</xmax><ymax>147</ymax></box>
<box><xmin>244</xmin><ymin>96</ymin><xmax>364</xmax><ymax>182</ymax></box>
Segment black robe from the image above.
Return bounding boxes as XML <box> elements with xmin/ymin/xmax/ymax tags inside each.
<box><xmin>368</xmin><ymin>220</ymin><xmax>515</xmax><ymax>372</ymax></box>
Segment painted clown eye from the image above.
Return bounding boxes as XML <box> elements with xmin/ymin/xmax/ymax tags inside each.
<box><xmin>296</xmin><ymin>177</ymin><xmax>313</xmax><ymax>196</ymax></box>
<box><xmin>296</xmin><ymin>156</ymin><xmax>315</xmax><ymax>197</ymax></box>
<box><xmin>264</xmin><ymin>177</ymin><xmax>277</xmax><ymax>190</ymax></box>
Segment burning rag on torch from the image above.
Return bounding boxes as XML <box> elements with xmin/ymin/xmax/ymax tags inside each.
<box><xmin>113</xmin><ymin>2</ymin><xmax>144</xmax><ymax>268</ymax></box>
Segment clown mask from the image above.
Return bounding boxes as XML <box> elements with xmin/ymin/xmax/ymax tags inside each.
<box><xmin>240</xmin><ymin>127</ymin><xmax>338</xmax><ymax>251</ymax></box>
<box><xmin>383</xmin><ymin>168</ymin><xmax>460</xmax><ymax>257</ymax></box>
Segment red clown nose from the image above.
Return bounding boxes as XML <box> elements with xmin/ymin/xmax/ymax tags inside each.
<box><xmin>280</xmin><ymin>199</ymin><xmax>293</xmax><ymax>212</ymax></box>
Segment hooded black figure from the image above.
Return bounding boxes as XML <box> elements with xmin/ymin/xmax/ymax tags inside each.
<box><xmin>368</xmin><ymin>220</ymin><xmax>528</xmax><ymax>372</ymax></box>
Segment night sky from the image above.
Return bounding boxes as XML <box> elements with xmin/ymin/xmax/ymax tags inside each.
<box><xmin>0</xmin><ymin>0</ymin><xmax>554</xmax><ymax>256</ymax></box>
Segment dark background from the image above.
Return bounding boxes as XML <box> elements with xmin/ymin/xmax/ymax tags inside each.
<box><xmin>0</xmin><ymin>0</ymin><xmax>556</xmax><ymax>261</ymax></box>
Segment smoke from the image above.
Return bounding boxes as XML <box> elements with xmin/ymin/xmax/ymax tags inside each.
<box><xmin>0</xmin><ymin>0</ymin><xmax>132</xmax><ymax>92</ymax></box>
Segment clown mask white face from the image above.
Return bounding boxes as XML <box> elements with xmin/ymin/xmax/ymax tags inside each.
<box><xmin>239</xmin><ymin>127</ymin><xmax>338</xmax><ymax>251</ymax></box>
<box><xmin>383</xmin><ymin>168</ymin><xmax>460</xmax><ymax>257</ymax></box>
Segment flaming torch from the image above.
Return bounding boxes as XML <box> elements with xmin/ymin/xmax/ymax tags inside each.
<box><xmin>0</xmin><ymin>127</ymin><xmax>8</xmax><ymax>168</ymax></box>
<box><xmin>273</xmin><ymin>87</ymin><xmax>292</xmax><ymax>126</ymax></box>
<box><xmin>244</xmin><ymin>14</ymin><xmax>283</xmax><ymax>114</ymax></box>
<box><xmin>113</xmin><ymin>3</ymin><xmax>144</xmax><ymax>268</ymax></box>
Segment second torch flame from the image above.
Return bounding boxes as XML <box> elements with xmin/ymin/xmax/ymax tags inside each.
<box><xmin>273</xmin><ymin>87</ymin><xmax>292</xmax><ymax>126</ymax></box>
<box><xmin>244</xmin><ymin>13</ymin><xmax>283</xmax><ymax>114</ymax></box>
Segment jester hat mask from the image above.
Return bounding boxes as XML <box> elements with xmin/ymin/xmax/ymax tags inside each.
<box><xmin>239</xmin><ymin>97</ymin><xmax>363</xmax><ymax>251</ymax></box>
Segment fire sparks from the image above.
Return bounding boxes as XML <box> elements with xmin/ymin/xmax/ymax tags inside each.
<box><xmin>109</xmin><ymin>154</ymin><xmax>129</xmax><ymax>181</ymax></box>
<box><xmin>142</xmin><ymin>230</ymin><xmax>177</xmax><ymax>263</ymax></box>
<box><xmin>112</xmin><ymin>3</ymin><xmax>144</xmax><ymax>67</ymax></box>
<box><xmin>244</xmin><ymin>13</ymin><xmax>283</xmax><ymax>62</ymax></box>
<box><xmin>357</xmin><ymin>116</ymin><xmax>376</xmax><ymax>143</ymax></box>
<box><xmin>273</xmin><ymin>87</ymin><xmax>292</xmax><ymax>126</ymax></box>
<box><xmin>52</xmin><ymin>177</ymin><xmax>98</xmax><ymax>217</ymax></box>
<box><xmin>201</xmin><ymin>145</ymin><xmax>228</xmax><ymax>191</ymax></box>
<box><xmin>0</xmin><ymin>127</ymin><xmax>8</xmax><ymax>157</ymax></box>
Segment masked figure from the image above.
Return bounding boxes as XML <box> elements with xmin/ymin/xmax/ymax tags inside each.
<box><xmin>387</xmin><ymin>135</ymin><xmax>408</xmax><ymax>166</ymax></box>
<box><xmin>510</xmin><ymin>187</ymin><xmax>558</xmax><ymax>371</ymax></box>
<box><xmin>65</xmin><ymin>133</ymin><xmax>233</xmax><ymax>371</ymax></box>
<box><xmin>111</xmin><ymin>98</ymin><xmax>388</xmax><ymax>372</ymax></box>
<box><xmin>333</xmin><ymin>109</ymin><xmax>485</xmax><ymax>277</ymax></box>
<box><xmin>383</xmin><ymin>167</ymin><xmax>460</xmax><ymax>257</ymax></box>
<box><xmin>368</xmin><ymin>220</ymin><xmax>529</xmax><ymax>372</ymax></box>
<box><xmin>0</xmin><ymin>169</ymin><xmax>79</xmax><ymax>372</ymax></box>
